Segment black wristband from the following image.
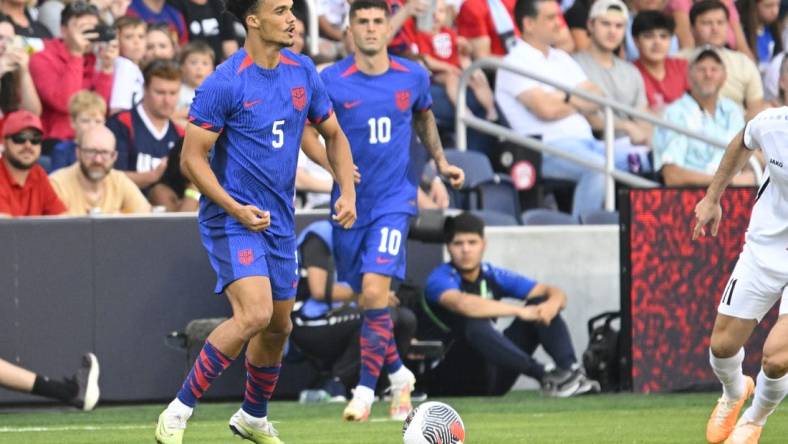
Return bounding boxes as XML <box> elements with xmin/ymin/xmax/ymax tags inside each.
<box><xmin>564</xmin><ymin>91</ymin><xmax>571</xmax><ymax>103</ymax></box>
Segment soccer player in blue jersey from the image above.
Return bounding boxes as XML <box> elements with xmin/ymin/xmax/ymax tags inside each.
<box><xmin>153</xmin><ymin>0</ymin><xmax>357</xmax><ymax>441</ymax></box>
<box><xmin>318</xmin><ymin>0</ymin><xmax>465</xmax><ymax>422</ymax></box>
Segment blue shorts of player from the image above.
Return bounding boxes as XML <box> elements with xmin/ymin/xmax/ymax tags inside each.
<box><xmin>199</xmin><ymin>214</ymin><xmax>299</xmax><ymax>299</ymax></box>
<box><xmin>333</xmin><ymin>213</ymin><xmax>410</xmax><ymax>293</ymax></box>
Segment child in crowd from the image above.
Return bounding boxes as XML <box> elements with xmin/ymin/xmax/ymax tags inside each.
<box><xmin>49</xmin><ymin>91</ymin><xmax>107</xmax><ymax>172</ymax></box>
<box><xmin>144</xmin><ymin>22</ymin><xmax>178</xmax><ymax>63</ymax></box>
<box><xmin>415</xmin><ymin>0</ymin><xmax>497</xmax><ymax>121</ymax></box>
<box><xmin>111</xmin><ymin>16</ymin><xmax>147</xmax><ymax>114</ymax></box>
<box><xmin>173</xmin><ymin>41</ymin><xmax>214</xmax><ymax>128</ymax></box>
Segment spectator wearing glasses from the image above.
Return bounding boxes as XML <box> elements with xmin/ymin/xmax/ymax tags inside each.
<box><xmin>0</xmin><ymin>110</ymin><xmax>66</xmax><ymax>217</ymax></box>
<box><xmin>29</xmin><ymin>1</ymin><xmax>117</xmax><ymax>140</ymax></box>
<box><xmin>50</xmin><ymin>124</ymin><xmax>150</xmax><ymax>215</ymax></box>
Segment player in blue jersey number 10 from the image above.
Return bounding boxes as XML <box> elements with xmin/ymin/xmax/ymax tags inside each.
<box><xmin>316</xmin><ymin>0</ymin><xmax>464</xmax><ymax>423</ymax></box>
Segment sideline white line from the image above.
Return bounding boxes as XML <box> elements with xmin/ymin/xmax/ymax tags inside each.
<box><xmin>0</xmin><ymin>425</ymin><xmax>150</xmax><ymax>433</ymax></box>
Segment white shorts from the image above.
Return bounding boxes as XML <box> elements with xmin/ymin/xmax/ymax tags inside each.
<box><xmin>718</xmin><ymin>246</ymin><xmax>788</xmax><ymax>322</ymax></box>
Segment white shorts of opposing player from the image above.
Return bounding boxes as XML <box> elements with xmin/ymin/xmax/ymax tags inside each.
<box><xmin>717</xmin><ymin>245</ymin><xmax>788</xmax><ymax>321</ymax></box>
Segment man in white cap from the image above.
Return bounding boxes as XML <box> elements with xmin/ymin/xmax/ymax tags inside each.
<box><xmin>573</xmin><ymin>0</ymin><xmax>652</xmax><ymax>155</ymax></box>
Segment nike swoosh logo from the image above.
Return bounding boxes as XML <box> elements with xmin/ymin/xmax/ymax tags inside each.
<box><xmin>343</xmin><ymin>100</ymin><xmax>362</xmax><ymax>109</ymax></box>
<box><xmin>375</xmin><ymin>256</ymin><xmax>393</xmax><ymax>265</ymax></box>
<box><xmin>244</xmin><ymin>99</ymin><xmax>262</xmax><ymax>108</ymax></box>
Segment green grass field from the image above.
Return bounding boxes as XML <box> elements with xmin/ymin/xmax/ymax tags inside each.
<box><xmin>0</xmin><ymin>391</ymin><xmax>785</xmax><ymax>443</ymax></box>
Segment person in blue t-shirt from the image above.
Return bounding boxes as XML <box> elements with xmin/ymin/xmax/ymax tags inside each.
<box><xmin>424</xmin><ymin>212</ymin><xmax>600</xmax><ymax>398</ymax></box>
<box><xmin>317</xmin><ymin>0</ymin><xmax>465</xmax><ymax>423</ymax></box>
<box><xmin>154</xmin><ymin>0</ymin><xmax>357</xmax><ymax>441</ymax></box>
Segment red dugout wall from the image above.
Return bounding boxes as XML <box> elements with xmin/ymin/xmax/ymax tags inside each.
<box><xmin>620</xmin><ymin>188</ymin><xmax>777</xmax><ymax>393</ymax></box>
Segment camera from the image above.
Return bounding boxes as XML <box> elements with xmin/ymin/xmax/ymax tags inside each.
<box><xmin>87</xmin><ymin>24</ymin><xmax>116</xmax><ymax>42</ymax></box>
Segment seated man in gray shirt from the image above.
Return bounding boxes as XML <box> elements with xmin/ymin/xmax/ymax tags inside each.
<box><xmin>573</xmin><ymin>0</ymin><xmax>652</xmax><ymax>165</ymax></box>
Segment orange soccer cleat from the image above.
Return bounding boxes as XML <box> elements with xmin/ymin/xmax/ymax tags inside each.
<box><xmin>724</xmin><ymin>418</ymin><xmax>763</xmax><ymax>444</ymax></box>
<box><xmin>706</xmin><ymin>376</ymin><xmax>755</xmax><ymax>443</ymax></box>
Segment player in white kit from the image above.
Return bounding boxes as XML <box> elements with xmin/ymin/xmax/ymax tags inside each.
<box><xmin>694</xmin><ymin>107</ymin><xmax>788</xmax><ymax>444</ymax></box>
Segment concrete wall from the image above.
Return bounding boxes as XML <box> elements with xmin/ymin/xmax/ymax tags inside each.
<box><xmin>0</xmin><ymin>217</ymin><xmax>620</xmax><ymax>403</ymax></box>
<box><xmin>468</xmin><ymin>225</ymin><xmax>621</xmax><ymax>389</ymax></box>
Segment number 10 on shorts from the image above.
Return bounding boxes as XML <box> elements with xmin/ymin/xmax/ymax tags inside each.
<box><xmin>377</xmin><ymin>227</ymin><xmax>402</xmax><ymax>255</ymax></box>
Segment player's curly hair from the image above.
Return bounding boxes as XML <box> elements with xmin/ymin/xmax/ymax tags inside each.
<box><xmin>226</xmin><ymin>0</ymin><xmax>261</xmax><ymax>30</ymax></box>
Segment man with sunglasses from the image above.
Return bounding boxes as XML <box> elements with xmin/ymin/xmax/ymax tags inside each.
<box><xmin>0</xmin><ymin>110</ymin><xmax>65</xmax><ymax>217</ymax></box>
<box><xmin>49</xmin><ymin>125</ymin><xmax>151</xmax><ymax>215</ymax></box>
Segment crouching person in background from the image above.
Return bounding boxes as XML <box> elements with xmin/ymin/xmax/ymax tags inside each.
<box><xmin>424</xmin><ymin>212</ymin><xmax>600</xmax><ymax>397</ymax></box>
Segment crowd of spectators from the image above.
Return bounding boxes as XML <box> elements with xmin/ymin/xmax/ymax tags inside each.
<box><xmin>0</xmin><ymin>0</ymin><xmax>779</xmax><ymax>219</ymax></box>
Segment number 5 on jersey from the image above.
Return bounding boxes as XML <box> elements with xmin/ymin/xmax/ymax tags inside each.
<box><xmin>272</xmin><ymin>120</ymin><xmax>285</xmax><ymax>148</ymax></box>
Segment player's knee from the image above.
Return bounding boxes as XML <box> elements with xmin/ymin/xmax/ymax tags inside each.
<box><xmin>359</xmin><ymin>286</ymin><xmax>388</xmax><ymax>308</ymax></box>
<box><xmin>236</xmin><ymin>309</ymin><xmax>273</xmax><ymax>338</ymax></box>
<box><xmin>761</xmin><ymin>350</ymin><xmax>788</xmax><ymax>379</ymax></box>
<box><xmin>709</xmin><ymin>336</ymin><xmax>741</xmax><ymax>359</ymax></box>
<box><xmin>267</xmin><ymin>317</ymin><xmax>293</xmax><ymax>337</ymax></box>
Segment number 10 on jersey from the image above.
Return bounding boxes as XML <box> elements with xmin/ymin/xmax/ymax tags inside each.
<box><xmin>368</xmin><ymin>117</ymin><xmax>391</xmax><ymax>144</ymax></box>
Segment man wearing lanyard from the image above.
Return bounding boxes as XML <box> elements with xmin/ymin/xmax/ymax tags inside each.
<box><xmin>424</xmin><ymin>212</ymin><xmax>599</xmax><ymax>397</ymax></box>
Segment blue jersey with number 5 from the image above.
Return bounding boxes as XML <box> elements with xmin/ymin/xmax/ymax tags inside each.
<box><xmin>320</xmin><ymin>55</ymin><xmax>432</xmax><ymax>227</ymax></box>
<box><xmin>189</xmin><ymin>48</ymin><xmax>333</xmax><ymax>237</ymax></box>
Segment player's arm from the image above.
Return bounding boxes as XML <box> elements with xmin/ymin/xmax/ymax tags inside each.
<box><xmin>180</xmin><ymin>123</ymin><xmax>270</xmax><ymax>231</ymax></box>
<box><xmin>692</xmin><ymin>129</ymin><xmax>754</xmax><ymax>240</ymax></box>
<box><xmin>301</xmin><ymin>126</ymin><xmax>361</xmax><ymax>184</ymax></box>
<box><xmin>438</xmin><ymin>290</ymin><xmax>539</xmax><ymax>321</ymax></box>
<box><xmin>312</xmin><ymin>113</ymin><xmax>357</xmax><ymax>228</ymax></box>
<box><xmin>412</xmin><ymin>109</ymin><xmax>465</xmax><ymax>189</ymax></box>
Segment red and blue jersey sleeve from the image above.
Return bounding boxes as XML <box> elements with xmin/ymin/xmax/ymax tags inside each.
<box><xmin>306</xmin><ymin>59</ymin><xmax>333</xmax><ymax>125</ymax></box>
<box><xmin>412</xmin><ymin>64</ymin><xmax>433</xmax><ymax>112</ymax></box>
<box><xmin>188</xmin><ymin>72</ymin><xmax>234</xmax><ymax>133</ymax></box>
<box><xmin>489</xmin><ymin>264</ymin><xmax>537</xmax><ymax>300</ymax></box>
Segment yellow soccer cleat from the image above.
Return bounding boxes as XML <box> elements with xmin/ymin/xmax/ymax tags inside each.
<box><xmin>342</xmin><ymin>398</ymin><xmax>371</xmax><ymax>422</ymax></box>
<box><xmin>228</xmin><ymin>409</ymin><xmax>284</xmax><ymax>444</ymax></box>
<box><xmin>389</xmin><ymin>375</ymin><xmax>416</xmax><ymax>421</ymax></box>
<box><xmin>155</xmin><ymin>410</ymin><xmax>187</xmax><ymax>444</ymax></box>
<box><xmin>724</xmin><ymin>418</ymin><xmax>763</xmax><ymax>444</ymax></box>
<box><xmin>706</xmin><ymin>376</ymin><xmax>755</xmax><ymax>443</ymax></box>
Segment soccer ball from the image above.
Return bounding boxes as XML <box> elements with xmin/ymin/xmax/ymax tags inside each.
<box><xmin>402</xmin><ymin>401</ymin><xmax>465</xmax><ymax>444</ymax></box>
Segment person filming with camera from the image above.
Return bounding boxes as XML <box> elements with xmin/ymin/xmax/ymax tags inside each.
<box><xmin>29</xmin><ymin>1</ymin><xmax>116</xmax><ymax>142</ymax></box>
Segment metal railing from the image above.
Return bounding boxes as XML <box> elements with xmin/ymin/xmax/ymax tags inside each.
<box><xmin>455</xmin><ymin>57</ymin><xmax>763</xmax><ymax>210</ymax></box>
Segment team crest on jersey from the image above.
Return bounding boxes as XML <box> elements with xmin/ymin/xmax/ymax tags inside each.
<box><xmin>291</xmin><ymin>86</ymin><xmax>306</xmax><ymax>111</ymax></box>
<box><xmin>395</xmin><ymin>90</ymin><xmax>410</xmax><ymax>111</ymax></box>
<box><xmin>238</xmin><ymin>248</ymin><xmax>254</xmax><ymax>266</ymax></box>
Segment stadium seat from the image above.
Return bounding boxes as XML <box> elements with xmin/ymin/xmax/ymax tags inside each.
<box><xmin>443</xmin><ymin>149</ymin><xmax>495</xmax><ymax>189</ymax></box>
<box><xmin>521</xmin><ymin>208</ymin><xmax>578</xmax><ymax>225</ymax></box>
<box><xmin>475</xmin><ymin>175</ymin><xmax>522</xmax><ymax>223</ymax></box>
<box><xmin>470</xmin><ymin>209</ymin><xmax>520</xmax><ymax>226</ymax></box>
<box><xmin>580</xmin><ymin>210</ymin><xmax>619</xmax><ymax>225</ymax></box>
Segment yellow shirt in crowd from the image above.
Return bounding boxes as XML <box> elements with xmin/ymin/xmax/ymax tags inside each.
<box><xmin>49</xmin><ymin>164</ymin><xmax>152</xmax><ymax>216</ymax></box>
